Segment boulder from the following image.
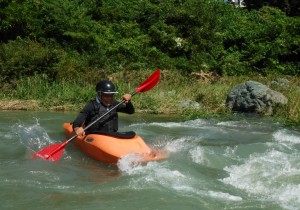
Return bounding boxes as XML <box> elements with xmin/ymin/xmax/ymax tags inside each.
<box><xmin>226</xmin><ymin>80</ymin><xmax>288</xmax><ymax>115</ymax></box>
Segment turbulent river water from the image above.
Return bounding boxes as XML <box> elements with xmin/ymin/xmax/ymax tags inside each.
<box><xmin>0</xmin><ymin>110</ymin><xmax>299</xmax><ymax>210</ymax></box>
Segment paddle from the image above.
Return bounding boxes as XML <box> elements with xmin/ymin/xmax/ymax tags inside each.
<box><xmin>33</xmin><ymin>69</ymin><xmax>161</xmax><ymax>161</ymax></box>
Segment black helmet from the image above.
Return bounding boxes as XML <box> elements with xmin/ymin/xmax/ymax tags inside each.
<box><xmin>96</xmin><ymin>80</ymin><xmax>118</xmax><ymax>94</ymax></box>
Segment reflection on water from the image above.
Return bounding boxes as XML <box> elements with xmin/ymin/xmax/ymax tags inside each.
<box><xmin>0</xmin><ymin>111</ymin><xmax>299</xmax><ymax>210</ymax></box>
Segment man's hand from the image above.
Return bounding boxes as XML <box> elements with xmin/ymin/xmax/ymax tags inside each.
<box><xmin>122</xmin><ymin>94</ymin><xmax>132</xmax><ymax>103</ymax></box>
<box><xmin>74</xmin><ymin>127</ymin><xmax>85</xmax><ymax>136</ymax></box>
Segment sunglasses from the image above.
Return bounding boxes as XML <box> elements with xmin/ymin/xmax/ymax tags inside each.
<box><xmin>100</xmin><ymin>93</ymin><xmax>115</xmax><ymax>97</ymax></box>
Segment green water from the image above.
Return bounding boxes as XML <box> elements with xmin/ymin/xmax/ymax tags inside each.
<box><xmin>0</xmin><ymin>111</ymin><xmax>299</xmax><ymax>210</ymax></box>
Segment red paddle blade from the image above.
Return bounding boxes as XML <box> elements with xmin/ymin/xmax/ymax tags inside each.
<box><xmin>135</xmin><ymin>69</ymin><xmax>160</xmax><ymax>93</ymax></box>
<box><xmin>33</xmin><ymin>142</ymin><xmax>66</xmax><ymax>161</ymax></box>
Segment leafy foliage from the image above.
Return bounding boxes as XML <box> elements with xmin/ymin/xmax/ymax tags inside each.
<box><xmin>0</xmin><ymin>0</ymin><xmax>299</xmax><ymax>85</ymax></box>
<box><xmin>217</xmin><ymin>5</ymin><xmax>300</xmax><ymax>75</ymax></box>
<box><xmin>243</xmin><ymin>0</ymin><xmax>300</xmax><ymax>16</ymax></box>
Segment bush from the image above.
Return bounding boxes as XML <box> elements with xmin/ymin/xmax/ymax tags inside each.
<box><xmin>0</xmin><ymin>0</ymin><xmax>299</xmax><ymax>83</ymax></box>
<box><xmin>218</xmin><ymin>6</ymin><xmax>300</xmax><ymax>76</ymax></box>
<box><xmin>0</xmin><ymin>38</ymin><xmax>59</xmax><ymax>85</ymax></box>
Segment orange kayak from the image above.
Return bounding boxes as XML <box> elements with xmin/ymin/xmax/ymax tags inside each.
<box><xmin>63</xmin><ymin>123</ymin><xmax>168</xmax><ymax>164</ymax></box>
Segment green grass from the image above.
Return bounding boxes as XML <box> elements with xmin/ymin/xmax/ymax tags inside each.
<box><xmin>1</xmin><ymin>70</ymin><xmax>300</xmax><ymax>125</ymax></box>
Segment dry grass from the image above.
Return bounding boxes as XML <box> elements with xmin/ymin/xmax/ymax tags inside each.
<box><xmin>0</xmin><ymin>100</ymin><xmax>40</xmax><ymax>110</ymax></box>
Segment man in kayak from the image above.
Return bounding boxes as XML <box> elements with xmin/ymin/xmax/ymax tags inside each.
<box><xmin>72</xmin><ymin>80</ymin><xmax>135</xmax><ymax>136</ymax></box>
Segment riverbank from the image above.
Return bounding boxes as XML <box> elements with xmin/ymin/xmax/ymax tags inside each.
<box><xmin>1</xmin><ymin>70</ymin><xmax>299</xmax><ymax>124</ymax></box>
<box><xmin>0</xmin><ymin>99</ymin><xmax>79</xmax><ymax>111</ymax></box>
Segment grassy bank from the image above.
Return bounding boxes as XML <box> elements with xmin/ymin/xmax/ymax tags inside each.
<box><xmin>0</xmin><ymin>70</ymin><xmax>299</xmax><ymax>125</ymax></box>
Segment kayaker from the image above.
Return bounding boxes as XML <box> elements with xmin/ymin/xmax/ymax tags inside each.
<box><xmin>72</xmin><ymin>80</ymin><xmax>135</xmax><ymax>136</ymax></box>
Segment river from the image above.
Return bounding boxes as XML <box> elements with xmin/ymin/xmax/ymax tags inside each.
<box><xmin>0</xmin><ymin>110</ymin><xmax>299</xmax><ymax>210</ymax></box>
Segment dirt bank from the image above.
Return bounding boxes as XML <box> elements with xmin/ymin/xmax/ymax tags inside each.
<box><xmin>0</xmin><ymin>100</ymin><xmax>41</xmax><ymax>110</ymax></box>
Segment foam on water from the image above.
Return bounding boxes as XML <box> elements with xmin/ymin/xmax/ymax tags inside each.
<box><xmin>208</xmin><ymin>191</ymin><xmax>242</xmax><ymax>201</ymax></box>
<box><xmin>117</xmin><ymin>133</ymin><xmax>244</xmax><ymax>203</ymax></box>
<box><xmin>130</xmin><ymin>118</ymin><xmax>209</xmax><ymax>129</ymax></box>
<box><xmin>118</xmin><ymin>160</ymin><xmax>194</xmax><ymax>192</ymax></box>
<box><xmin>128</xmin><ymin>118</ymin><xmax>299</xmax><ymax>208</ymax></box>
<box><xmin>221</xmin><ymin>142</ymin><xmax>300</xmax><ymax>209</ymax></box>
<box><xmin>217</xmin><ymin>120</ymin><xmax>250</xmax><ymax>128</ymax></box>
<box><xmin>273</xmin><ymin>129</ymin><xmax>300</xmax><ymax>144</ymax></box>
<box><xmin>118</xmin><ymin>157</ymin><xmax>243</xmax><ymax>202</ymax></box>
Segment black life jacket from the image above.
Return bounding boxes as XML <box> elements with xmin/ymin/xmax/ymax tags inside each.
<box><xmin>87</xmin><ymin>100</ymin><xmax>118</xmax><ymax>132</ymax></box>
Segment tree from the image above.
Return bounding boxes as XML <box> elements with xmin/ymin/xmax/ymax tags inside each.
<box><xmin>243</xmin><ymin>0</ymin><xmax>300</xmax><ymax>16</ymax></box>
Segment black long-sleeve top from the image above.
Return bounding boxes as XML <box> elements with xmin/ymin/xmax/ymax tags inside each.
<box><xmin>72</xmin><ymin>97</ymin><xmax>135</xmax><ymax>132</ymax></box>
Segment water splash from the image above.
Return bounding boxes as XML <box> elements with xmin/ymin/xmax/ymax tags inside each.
<box><xmin>12</xmin><ymin>118</ymin><xmax>54</xmax><ymax>153</ymax></box>
<box><xmin>189</xmin><ymin>146</ymin><xmax>206</xmax><ymax>164</ymax></box>
<box><xmin>117</xmin><ymin>153</ymin><xmax>145</xmax><ymax>174</ymax></box>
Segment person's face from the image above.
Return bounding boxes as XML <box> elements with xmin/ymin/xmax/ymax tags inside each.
<box><xmin>100</xmin><ymin>93</ymin><xmax>114</xmax><ymax>106</ymax></box>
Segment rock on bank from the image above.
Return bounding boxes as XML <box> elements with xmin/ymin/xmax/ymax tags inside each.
<box><xmin>226</xmin><ymin>80</ymin><xmax>288</xmax><ymax>115</ymax></box>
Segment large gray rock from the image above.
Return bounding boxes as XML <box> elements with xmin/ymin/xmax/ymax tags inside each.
<box><xmin>226</xmin><ymin>81</ymin><xmax>288</xmax><ymax>115</ymax></box>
